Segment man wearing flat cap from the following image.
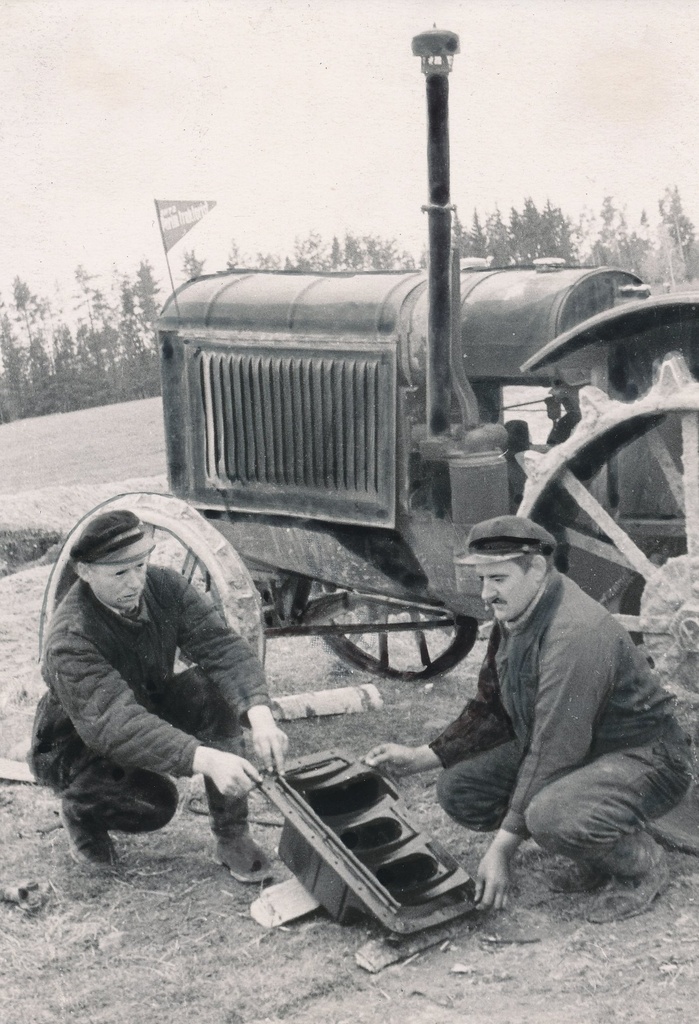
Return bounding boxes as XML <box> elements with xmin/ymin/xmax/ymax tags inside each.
<box><xmin>366</xmin><ymin>515</ymin><xmax>692</xmax><ymax>923</ymax></box>
<box><xmin>30</xmin><ymin>509</ymin><xmax>288</xmax><ymax>881</ymax></box>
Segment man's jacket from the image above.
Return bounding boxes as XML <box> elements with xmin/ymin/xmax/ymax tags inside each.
<box><xmin>30</xmin><ymin>566</ymin><xmax>269</xmax><ymax>788</ymax></box>
<box><xmin>430</xmin><ymin>570</ymin><xmax>688</xmax><ymax>835</ymax></box>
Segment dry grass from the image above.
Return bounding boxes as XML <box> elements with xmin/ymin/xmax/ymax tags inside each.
<box><xmin>3</xmin><ymin>634</ymin><xmax>699</xmax><ymax>1024</ymax></box>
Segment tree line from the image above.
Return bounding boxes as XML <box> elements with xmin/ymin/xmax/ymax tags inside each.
<box><xmin>454</xmin><ymin>186</ymin><xmax>698</xmax><ymax>282</ymax></box>
<box><xmin>1</xmin><ymin>187</ymin><xmax>696</xmax><ymax>422</ymax></box>
<box><xmin>0</xmin><ymin>263</ymin><xmax>162</xmax><ymax>423</ymax></box>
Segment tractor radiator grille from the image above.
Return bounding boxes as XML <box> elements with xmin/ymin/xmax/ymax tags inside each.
<box><xmin>194</xmin><ymin>347</ymin><xmax>396</xmax><ymax>526</ymax></box>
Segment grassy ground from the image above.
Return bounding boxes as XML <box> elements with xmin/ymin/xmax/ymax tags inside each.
<box><xmin>1</xmin><ymin>399</ymin><xmax>699</xmax><ymax>1023</ymax></box>
<box><xmin>0</xmin><ymin>397</ymin><xmax>164</xmax><ymax>494</ymax></box>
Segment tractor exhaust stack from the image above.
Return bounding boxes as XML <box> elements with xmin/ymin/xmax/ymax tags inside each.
<box><xmin>412</xmin><ymin>28</ymin><xmax>460</xmax><ymax>439</ymax></box>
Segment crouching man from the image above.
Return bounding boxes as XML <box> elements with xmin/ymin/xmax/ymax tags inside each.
<box><xmin>366</xmin><ymin>516</ymin><xmax>692</xmax><ymax>923</ymax></box>
<box><xmin>29</xmin><ymin>510</ymin><xmax>288</xmax><ymax>882</ymax></box>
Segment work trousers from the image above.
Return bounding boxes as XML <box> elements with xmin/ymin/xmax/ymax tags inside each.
<box><xmin>59</xmin><ymin>668</ymin><xmax>247</xmax><ymax>837</ymax></box>
<box><xmin>436</xmin><ymin>734</ymin><xmax>693</xmax><ymax>862</ymax></box>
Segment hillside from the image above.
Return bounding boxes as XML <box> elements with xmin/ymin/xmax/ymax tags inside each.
<box><xmin>0</xmin><ymin>397</ymin><xmax>165</xmax><ymax>494</ymax></box>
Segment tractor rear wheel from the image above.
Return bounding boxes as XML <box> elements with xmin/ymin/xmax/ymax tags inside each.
<box><xmin>518</xmin><ymin>353</ymin><xmax>699</xmax><ymax>853</ymax></box>
<box><xmin>519</xmin><ymin>353</ymin><xmax>699</xmax><ymax>701</ymax></box>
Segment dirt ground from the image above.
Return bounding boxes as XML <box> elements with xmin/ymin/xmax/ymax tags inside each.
<box><xmin>2</xmin><ymin>556</ymin><xmax>699</xmax><ymax>1024</ymax></box>
<box><xmin>1</xmin><ymin>402</ymin><xmax>699</xmax><ymax>1023</ymax></box>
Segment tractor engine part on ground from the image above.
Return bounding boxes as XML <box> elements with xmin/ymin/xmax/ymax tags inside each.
<box><xmin>260</xmin><ymin>750</ymin><xmax>476</xmax><ymax>934</ymax></box>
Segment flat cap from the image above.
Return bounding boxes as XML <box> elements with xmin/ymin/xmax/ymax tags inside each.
<box><xmin>458</xmin><ymin>515</ymin><xmax>555</xmax><ymax>565</ymax></box>
<box><xmin>70</xmin><ymin>510</ymin><xmax>155</xmax><ymax>565</ymax></box>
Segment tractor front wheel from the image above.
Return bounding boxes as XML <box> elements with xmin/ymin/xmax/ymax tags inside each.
<box><xmin>299</xmin><ymin>590</ymin><xmax>478</xmax><ymax>682</ymax></box>
<box><xmin>39</xmin><ymin>492</ymin><xmax>264</xmax><ymax>661</ymax></box>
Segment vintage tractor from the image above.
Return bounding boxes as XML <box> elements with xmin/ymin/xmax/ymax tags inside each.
<box><xmin>42</xmin><ymin>30</ymin><xmax>699</xmax><ymax>810</ymax></box>
<box><xmin>146</xmin><ymin>27</ymin><xmax>699</xmax><ymax>702</ymax></box>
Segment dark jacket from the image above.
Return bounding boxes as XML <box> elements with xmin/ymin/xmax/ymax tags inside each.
<box><xmin>30</xmin><ymin>565</ymin><xmax>269</xmax><ymax>788</ymax></box>
<box><xmin>430</xmin><ymin>571</ymin><xmax>688</xmax><ymax>835</ymax></box>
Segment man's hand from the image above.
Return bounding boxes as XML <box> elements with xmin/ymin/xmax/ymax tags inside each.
<box><xmin>364</xmin><ymin>743</ymin><xmax>440</xmax><ymax>776</ymax></box>
<box><xmin>246</xmin><ymin>705</ymin><xmax>289</xmax><ymax>774</ymax></box>
<box><xmin>192</xmin><ymin>746</ymin><xmax>262</xmax><ymax>798</ymax></box>
<box><xmin>474</xmin><ymin>829</ymin><xmax>523</xmax><ymax>911</ymax></box>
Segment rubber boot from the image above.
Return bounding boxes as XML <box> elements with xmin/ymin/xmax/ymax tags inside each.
<box><xmin>205</xmin><ymin>778</ymin><xmax>272</xmax><ymax>885</ymax></box>
<box><xmin>586</xmin><ymin>832</ymin><xmax>669</xmax><ymax>924</ymax></box>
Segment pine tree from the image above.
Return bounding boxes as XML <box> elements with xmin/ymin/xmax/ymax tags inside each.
<box><xmin>182</xmin><ymin>250</ymin><xmax>206</xmax><ymax>278</ymax></box>
<box><xmin>330</xmin><ymin>236</ymin><xmax>343</xmax><ymax>270</ymax></box>
<box><xmin>485</xmin><ymin>208</ymin><xmax>513</xmax><ymax>265</ymax></box>
<box><xmin>292</xmin><ymin>231</ymin><xmax>330</xmax><ymax>271</ymax></box>
<box><xmin>0</xmin><ymin>299</ymin><xmax>27</xmax><ymax>421</ymax></box>
<box><xmin>118</xmin><ymin>273</ymin><xmax>160</xmax><ymax>400</ymax></box>
<box><xmin>659</xmin><ymin>186</ymin><xmax>697</xmax><ymax>278</ymax></box>
<box><xmin>343</xmin><ymin>233</ymin><xmax>364</xmax><ymax>270</ymax></box>
<box><xmin>591</xmin><ymin>197</ymin><xmax>622</xmax><ymax>267</ymax></box>
<box><xmin>226</xmin><ymin>240</ymin><xmax>244</xmax><ymax>270</ymax></box>
<box><xmin>255</xmin><ymin>252</ymin><xmax>282</xmax><ymax>270</ymax></box>
<box><xmin>539</xmin><ymin>200</ymin><xmax>578</xmax><ymax>263</ymax></box>
<box><xmin>469</xmin><ymin>211</ymin><xmax>488</xmax><ymax>258</ymax></box>
<box><xmin>509</xmin><ymin>197</ymin><xmax>542</xmax><ymax>262</ymax></box>
<box><xmin>452</xmin><ymin>210</ymin><xmax>468</xmax><ymax>257</ymax></box>
<box><xmin>134</xmin><ymin>261</ymin><xmax>161</xmax><ymax>327</ymax></box>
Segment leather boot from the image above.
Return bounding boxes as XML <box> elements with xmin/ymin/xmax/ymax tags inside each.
<box><xmin>586</xmin><ymin>832</ymin><xmax>669</xmax><ymax>924</ymax></box>
<box><xmin>548</xmin><ymin>860</ymin><xmax>610</xmax><ymax>894</ymax></box>
<box><xmin>205</xmin><ymin>778</ymin><xmax>272</xmax><ymax>884</ymax></box>
<box><xmin>60</xmin><ymin>803</ymin><xmax>118</xmax><ymax>869</ymax></box>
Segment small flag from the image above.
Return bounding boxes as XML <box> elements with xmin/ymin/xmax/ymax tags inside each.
<box><xmin>154</xmin><ymin>199</ymin><xmax>217</xmax><ymax>253</ymax></box>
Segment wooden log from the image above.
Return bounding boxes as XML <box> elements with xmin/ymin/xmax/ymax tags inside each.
<box><xmin>0</xmin><ymin>758</ymin><xmax>35</xmax><ymax>783</ymax></box>
<box><xmin>249</xmin><ymin>876</ymin><xmax>321</xmax><ymax>928</ymax></box>
<box><xmin>270</xmin><ymin>684</ymin><xmax>383</xmax><ymax>721</ymax></box>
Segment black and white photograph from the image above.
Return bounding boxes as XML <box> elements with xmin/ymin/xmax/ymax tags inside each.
<box><xmin>2</xmin><ymin>2</ymin><xmax>699</xmax><ymax>1021</ymax></box>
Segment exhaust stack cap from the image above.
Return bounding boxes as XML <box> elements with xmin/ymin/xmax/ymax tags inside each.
<box><xmin>412</xmin><ymin>28</ymin><xmax>460</xmax><ymax>74</ymax></box>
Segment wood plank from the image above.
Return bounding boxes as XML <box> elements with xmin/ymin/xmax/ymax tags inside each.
<box><xmin>249</xmin><ymin>876</ymin><xmax>321</xmax><ymax>928</ymax></box>
<box><xmin>355</xmin><ymin>922</ymin><xmax>464</xmax><ymax>973</ymax></box>
<box><xmin>0</xmin><ymin>758</ymin><xmax>35</xmax><ymax>783</ymax></box>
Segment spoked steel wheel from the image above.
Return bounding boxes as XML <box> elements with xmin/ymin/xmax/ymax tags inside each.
<box><xmin>299</xmin><ymin>590</ymin><xmax>478</xmax><ymax>681</ymax></box>
<box><xmin>519</xmin><ymin>354</ymin><xmax>699</xmax><ymax>853</ymax></box>
<box><xmin>39</xmin><ymin>492</ymin><xmax>264</xmax><ymax>661</ymax></box>
<box><xmin>519</xmin><ymin>354</ymin><xmax>699</xmax><ymax>699</ymax></box>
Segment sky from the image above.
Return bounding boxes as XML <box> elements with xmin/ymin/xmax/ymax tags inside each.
<box><xmin>2</xmin><ymin>0</ymin><xmax>699</xmax><ymax>314</ymax></box>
